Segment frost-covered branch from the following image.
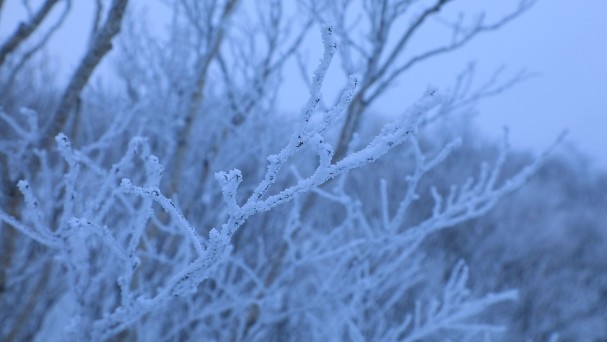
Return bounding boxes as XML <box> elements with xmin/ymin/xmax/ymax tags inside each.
<box><xmin>0</xmin><ymin>1</ymin><xmax>570</xmax><ymax>340</ymax></box>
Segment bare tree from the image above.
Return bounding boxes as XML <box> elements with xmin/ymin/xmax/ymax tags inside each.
<box><xmin>170</xmin><ymin>0</ymin><xmax>240</xmax><ymax>195</ymax></box>
<box><xmin>316</xmin><ymin>0</ymin><xmax>537</xmax><ymax>161</ymax></box>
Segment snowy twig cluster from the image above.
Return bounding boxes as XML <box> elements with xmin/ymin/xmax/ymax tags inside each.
<box><xmin>0</xmin><ymin>1</ymin><xmax>561</xmax><ymax>341</ymax></box>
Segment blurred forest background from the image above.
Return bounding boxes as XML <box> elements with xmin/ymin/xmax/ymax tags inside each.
<box><xmin>1</xmin><ymin>0</ymin><xmax>606</xmax><ymax>341</ymax></box>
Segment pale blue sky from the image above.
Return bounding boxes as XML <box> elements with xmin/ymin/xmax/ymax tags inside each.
<box><xmin>463</xmin><ymin>0</ymin><xmax>607</xmax><ymax>168</ymax></box>
<box><xmin>1</xmin><ymin>0</ymin><xmax>605</xmax><ymax>167</ymax></box>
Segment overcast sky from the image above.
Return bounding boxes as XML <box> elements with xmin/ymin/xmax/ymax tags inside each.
<box><xmin>460</xmin><ymin>0</ymin><xmax>607</xmax><ymax>168</ymax></box>
<box><xmin>2</xmin><ymin>0</ymin><xmax>605</xmax><ymax>168</ymax></box>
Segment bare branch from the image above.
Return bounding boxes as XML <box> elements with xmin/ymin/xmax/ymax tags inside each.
<box><xmin>371</xmin><ymin>0</ymin><xmax>454</xmax><ymax>85</ymax></box>
<box><xmin>47</xmin><ymin>0</ymin><xmax>129</xmax><ymax>145</ymax></box>
<box><xmin>90</xmin><ymin>0</ymin><xmax>104</xmax><ymax>42</ymax></box>
<box><xmin>3</xmin><ymin>0</ymin><xmax>72</xmax><ymax>88</ymax></box>
<box><xmin>334</xmin><ymin>0</ymin><xmax>535</xmax><ymax>162</ymax></box>
<box><xmin>367</xmin><ymin>1</ymin><xmax>535</xmax><ymax>104</ymax></box>
<box><xmin>0</xmin><ymin>0</ymin><xmax>61</xmax><ymax>66</ymax></box>
<box><xmin>333</xmin><ymin>0</ymin><xmax>454</xmax><ymax>162</ymax></box>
